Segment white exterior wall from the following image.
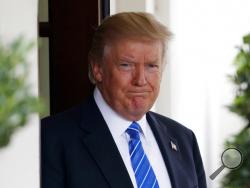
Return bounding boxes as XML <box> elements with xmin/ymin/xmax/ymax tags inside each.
<box><xmin>0</xmin><ymin>0</ymin><xmax>39</xmax><ymax>188</ymax></box>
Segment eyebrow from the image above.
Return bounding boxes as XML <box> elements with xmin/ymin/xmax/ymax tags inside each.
<box><xmin>118</xmin><ymin>57</ymin><xmax>137</xmax><ymax>64</ymax></box>
<box><xmin>119</xmin><ymin>56</ymin><xmax>136</xmax><ymax>61</ymax></box>
<box><xmin>119</xmin><ymin>57</ymin><xmax>160</xmax><ymax>64</ymax></box>
<box><xmin>146</xmin><ymin>60</ymin><xmax>160</xmax><ymax>64</ymax></box>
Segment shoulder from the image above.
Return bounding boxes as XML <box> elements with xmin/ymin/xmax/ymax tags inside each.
<box><xmin>147</xmin><ymin>111</ymin><xmax>195</xmax><ymax>142</ymax></box>
<box><xmin>41</xmin><ymin>103</ymin><xmax>86</xmax><ymax>139</ymax></box>
<box><xmin>148</xmin><ymin>111</ymin><xmax>193</xmax><ymax>133</ymax></box>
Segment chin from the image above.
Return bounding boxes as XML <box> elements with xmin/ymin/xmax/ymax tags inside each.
<box><xmin>126</xmin><ymin>114</ymin><xmax>144</xmax><ymax>121</ymax></box>
<box><xmin>128</xmin><ymin>109</ymin><xmax>147</xmax><ymax>120</ymax></box>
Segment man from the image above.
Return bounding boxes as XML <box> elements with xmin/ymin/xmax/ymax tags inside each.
<box><xmin>41</xmin><ymin>12</ymin><xmax>207</xmax><ymax>188</ymax></box>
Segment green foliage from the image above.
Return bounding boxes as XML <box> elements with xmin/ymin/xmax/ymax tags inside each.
<box><xmin>227</xmin><ymin>34</ymin><xmax>250</xmax><ymax>121</ymax></box>
<box><xmin>222</xmin><ymin>128</ymin><xmax>250</xmax><ymax>188</ymax></box>
<box><xmin>0</xmin><ymin>37</ymin><xmax>43</xmax><ymax>148</ymax></box>
<box><xmin>222</xmin><ymin>33</ymin><xmax>250</xmax><ymax>188</ymax></box>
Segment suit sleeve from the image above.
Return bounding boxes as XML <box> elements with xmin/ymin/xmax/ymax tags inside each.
<box><xmin>191</xmin><ymin>131</ymin><xmax>207</xmax><ymax>188</ymax></box>
<box><xmin>41</xmin><ymin>118</ymin><xmax>66</xmax><ymax>188</ymax></box>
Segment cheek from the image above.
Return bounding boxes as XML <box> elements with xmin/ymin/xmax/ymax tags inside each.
<box><xmin>113</xmin><ymin>73</ymin><xmax>133</xmax><ymax>89</ymax></box>
<box><xmin>148</xmin><ymin>74</ymin><xmax>162</xmax><ymax>89</ymax></box>
<box><xmin>106</xmin><ymin>75</ymin><xmax>131</xmax><ymax>97</ymax></box>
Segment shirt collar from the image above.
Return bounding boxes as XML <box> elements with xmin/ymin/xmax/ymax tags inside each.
<box><xmin>93</xmin><ymin>87</ymin><xmax>148</xmax><ymax>139</ymax></box>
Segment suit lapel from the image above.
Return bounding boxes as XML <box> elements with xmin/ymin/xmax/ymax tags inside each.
<box><xmin>146</xmin><ymin>112</ymin><xmax>182</xmax><ymax>188</ymax></box>
<box><xmin>79</xmin><ymin>96</ymin><xmax>133</xmax><ymax>188</ymax></box>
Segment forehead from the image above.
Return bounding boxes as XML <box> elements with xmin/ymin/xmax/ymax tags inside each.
<box><xmin>104</xmin><ymin>38</ymin><xmax>163</xmax><ymax>61</ymax></box>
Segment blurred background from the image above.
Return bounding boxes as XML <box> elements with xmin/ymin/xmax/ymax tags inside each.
<box><xmin>0</xmin><ymin>0</ymin><xmax>249</xmax><ymax>187</ymax></box>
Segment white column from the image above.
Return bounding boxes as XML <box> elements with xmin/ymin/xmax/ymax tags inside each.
<box><xmin>114</xmin><ymin>0</ymin><xmax>147</xmax><ymax>12</ymax></box>
<box><xmin>0</xmin><ymin>0</ymin><xmax>39</xmax><ymax>188</ymax></box>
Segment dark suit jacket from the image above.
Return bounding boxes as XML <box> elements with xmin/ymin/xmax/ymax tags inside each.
<box><xmin>41</xmin><ymin>96</ymin><xmax>207</xmax><ymax>188</ymax></box>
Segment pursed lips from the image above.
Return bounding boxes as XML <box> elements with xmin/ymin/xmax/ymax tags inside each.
<box><xmin>127</xmin><ymin>91</ymin><xmax>151</xmax><ymax>96</ymax></box>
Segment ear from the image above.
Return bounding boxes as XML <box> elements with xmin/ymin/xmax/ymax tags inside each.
<box><xmin>91</xmin><ymin>60</ymin><xmax>103</xmax><ymax>83</ymax></box>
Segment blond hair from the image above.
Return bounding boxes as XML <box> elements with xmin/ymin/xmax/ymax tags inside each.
<box><xmin>88</xmin><ymin>12</ymin><xmax>172</xmax><ymax>83</ymax></box>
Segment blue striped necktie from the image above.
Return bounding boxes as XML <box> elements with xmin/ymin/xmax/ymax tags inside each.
<box><xmin>126</xmin><ymin>121</ymin><xmax>160</xmax><ymax>188</ymax></box>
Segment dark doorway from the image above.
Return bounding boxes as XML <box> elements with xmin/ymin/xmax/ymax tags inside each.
<box><xmin>39</xmin><ymin>0</ymin><xmax>110</xmax><ymax>115</ymax></box>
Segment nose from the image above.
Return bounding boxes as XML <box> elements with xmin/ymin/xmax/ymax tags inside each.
<box><xmin>132</xmin><ymin>65</ymin><xmax>147</xmax><ymax>86</ymax></box>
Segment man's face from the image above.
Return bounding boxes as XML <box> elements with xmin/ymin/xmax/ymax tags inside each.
<box><xmin>92</xmin><ymin>38</ymin><xmax>164</xmax><ymax>121</ymax></box>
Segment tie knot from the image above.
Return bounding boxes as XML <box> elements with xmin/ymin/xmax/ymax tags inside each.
<box><xmin>126</xmin><ymin>121</ymin><xmax>141</xmax><ymax>140</ymax></box>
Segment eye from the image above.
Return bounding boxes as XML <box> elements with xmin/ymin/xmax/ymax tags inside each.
<box><xmin>148</xmin><ymin>64</ymin><xmax>158</xmax><ymax>68</ymax></box>
<box><xmin>120</xmin><ymin>63</ymin><xmax>130</xmax><ymax>67</ymax></box>
<box><xmin>146</xmin><ymin>63</ymin><xmax>159</xmax><ymax>72</ymax></box>
<box><xmin>119</xmin><ymin>62</ymin><xmax>133</xmax><ymax>71</ymax></box>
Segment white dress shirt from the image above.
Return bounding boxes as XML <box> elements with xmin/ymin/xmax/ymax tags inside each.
<box><xmin>94</xmin><ymin>87</ymin><xmax>172</xmax><ymax>188</ymax></box>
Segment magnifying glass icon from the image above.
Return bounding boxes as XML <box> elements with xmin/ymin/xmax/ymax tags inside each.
<box><xmin>210</xmin><ymin>148</ymin><xmax>243</xmax><ymax>180</ymax></box>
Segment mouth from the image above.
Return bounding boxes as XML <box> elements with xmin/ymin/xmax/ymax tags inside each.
<box><xmin>127</xmin><ymin>91</ymin><xmax>150</xmax><ymax>96</ymax></box>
